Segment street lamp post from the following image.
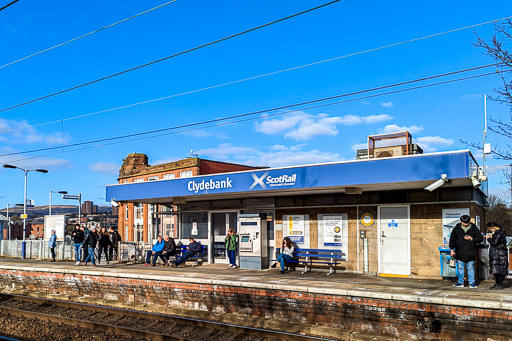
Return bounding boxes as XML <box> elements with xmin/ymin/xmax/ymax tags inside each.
<box><xmin>6</xmin><ymin>203</ymin><xmax>23</xmax><ymax>240</ymax></box>
<box><xmin>49</xmin><ymin>190</ymin><xmax>68</xmax><ymax>215</ymax></box>
<box><xmin>3</xmin><ymin>164</ymin><xmax>48</xmax><ymax>259</ymax></box>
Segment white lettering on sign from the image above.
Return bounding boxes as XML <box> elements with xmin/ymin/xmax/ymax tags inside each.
<box><xmin>187</xmin><ymin>177</ymin><xmax>233</xmax><ymax>193</ymax></box>
<box><xmin>265</xmin><ymin>174</ymin><xmax>296</xmax><ymax>187</ymax></box>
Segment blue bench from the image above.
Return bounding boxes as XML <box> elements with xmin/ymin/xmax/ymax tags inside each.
<box><xmin>274</xmin><ymin>248</ymin><xmax>343</xmax><ymax>275</ymax></box>
<box><xmin>175</xmin><ymin>244</ymin><xmax>207</xmax><ymax>266</ymax></box>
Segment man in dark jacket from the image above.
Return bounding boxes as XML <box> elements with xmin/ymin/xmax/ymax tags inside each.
<box><xmin>162</xmin><ymin>235</ymin><xmax>176</xmax><ymax>266</ymax></box>
<box><xmin>173</xmin><ymin>237</ymin><xmax>201</xmax><ymax>267</ymax></box>
<box><xmin>72</xmin><ymin>224</ymin><xmax>84</xmax><ymax>265</ymax></box>
<box><xmin>81</xmin><ymin>226</ymin><xmax>98</xmax><ymax>267</ymax></box>
<box><xmin>108</xmin><ymin>227</ymin><xmax>121</xmax><ymax>262</ymax></box>
<box><xmin>449</xmin><ymin>215</ymin><xmax>484</xmax><ymax>288</ymax></box>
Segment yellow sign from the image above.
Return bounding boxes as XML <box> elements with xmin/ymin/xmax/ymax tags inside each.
<box><xmin>361</xmin><ymin>213</ymin><xmax>374</xmax><ymax>227</ymax></box>
<box><xmin>21</xmin><ymin>214</ymin><xmax>28</xmax><ymax>219</ymax></box>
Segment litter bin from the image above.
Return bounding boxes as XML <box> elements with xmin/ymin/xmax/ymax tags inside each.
<box><xmin>439</xmin><ymin>246</ymin><xmax>457</xmax><ymax>278</ymax></box>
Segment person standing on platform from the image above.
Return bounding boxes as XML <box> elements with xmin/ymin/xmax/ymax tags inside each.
<box><xmin>108</xmin><ymin>227</ymin><xmax>121</xmax><ymax>262</ymax></box>
<box><xmin>81</xmin><ymin>226</ymin><xmax>89</xmax><ymax>261</ymax></box>
<box><xmin>449</xmin><ymin>215</ymin><xmax>484</xmax><ymax>288</ymax></box>
<box><xmin>72</xmin><ymin>224</ymin><xmax>84</xmax><ymax>265</ymax></box>
<box><xmin>82</xmin><ymin>226</ymin><xmax>98</xmax><ymax>267</ymax></box>
<box><xmin>162</xmin><ymin>235</ymin><xmax>176</xmax><ymax>266</ymax></box>
<box><xmin>225</xmin><ymin>229</ymin><xmax>238</xmax><ymax>268</ymax></box>
<box><xmin>97</xmin><ymin>227</ymin><xmax>111</xmax><ymax>265</ymax></box>
<box><xmin>49</xmin><ymin>230</ymin><xmax>57</xmax><ymax>262</ymax></box>
<box><xmin>173</xmin><ymin>237</ymin><xmax>201</xmax><ymax>267</ymax></box>
<box><xmin>485</xmin><ymin>222</ymin><xmax>509</xmax><ymax>290</ymax></box>
<box><xmin>145</xmin><ymin>235</ymin><xmax>166</xmax><ymax>266</ymax></box>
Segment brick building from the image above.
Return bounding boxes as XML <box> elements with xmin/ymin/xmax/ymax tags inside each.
<box><xmin>116</xmin><ymin>153</ymin><xmax>263</xmax><ymax>243</ymax></box>
<box><xmin>108</xmin><ymin>134</ymin><xmax>488</xmax><ymax>279</ymax></box>
<box><xmin>82</xmin><ymin>201</ymin><xmax>97</xmax><ymax>215</ymax></box>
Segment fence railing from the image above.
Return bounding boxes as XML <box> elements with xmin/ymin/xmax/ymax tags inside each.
<box><xmin>0</xmin><ymin>239</ymin><xmax>76</xmax><ymax>260</ymax></box>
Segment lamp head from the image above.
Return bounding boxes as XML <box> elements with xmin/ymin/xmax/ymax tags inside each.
<box><xmin>35</xmin><ymin>169</ymin><xmax>48</xmax><ymax>173</ymax></box>
<box><xmin>3</xmin><ymin>164</ymin><xmax>17</xmax><ymax>169</ymax></box>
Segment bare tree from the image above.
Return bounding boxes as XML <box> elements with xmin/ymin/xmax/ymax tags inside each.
<box><xmin>486</xmin><ymin>194</ymin><xmax>512</xmax><ymax>235</ymax></box>
<box><xmin>474</xmin><ymin>20</ymin><xmax>512</xmax><ymax>160</ymax></box>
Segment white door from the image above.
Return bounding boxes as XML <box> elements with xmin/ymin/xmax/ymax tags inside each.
<box><xmin>379</xmin><ymin>206</ymin><xmax>410</xmax><ymax>276</ymax></box>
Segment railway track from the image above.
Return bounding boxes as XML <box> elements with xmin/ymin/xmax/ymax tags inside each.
<box><xmin>0</xmin><ymin>294</ymin><xmax>335</xmax><ymax>341</ymax></box>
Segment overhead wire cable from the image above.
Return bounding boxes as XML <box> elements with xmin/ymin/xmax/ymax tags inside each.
<box><xmin>0</xmin><ymin>0</ymin><xmax>342</xmax><ymax>113</ymax></box>
<box><xmin>0</xmin><ymin>63</ymin><xmax>501</xmax><ymax>158</ymax></box>
<box><xmin>2</xmin><ymin>68</ymin><xmax>506</xmax><ymax>165</ymax></box>
<box><xmin>0</xmin><ymin>0</ymin><xmax>19</xmax><ymax>12</ymax></box>
<box><xmin>1</xmin><ymin>15</ymin><xmax>511</xmax><ymax>134</ymax></box>
<box><xmin>0</xmin><ymin>0</ymin><xmax>179</xmax><ymax>70</ymax></box>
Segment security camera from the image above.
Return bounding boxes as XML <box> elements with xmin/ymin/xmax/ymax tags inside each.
<box><xmin>424</xmin><ymin>174</ymin><xmax>448</xmax><ymax>192</ymax></box>
<box><xmin>471</xmin><ymin>177</ymin><xmax>481</xmax><ymax>188</ymax></box>
<box><xmin>190</xmin><ymin>150</ymin><xmax>194</xmax><ymax>155</ymax></box>
<box><xmin>110</xmin><ymin>199</ymin><xmax>119</xmax><ymax>207</ymax></box>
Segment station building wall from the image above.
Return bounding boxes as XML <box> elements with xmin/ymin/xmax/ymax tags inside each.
<box><xmin>274</xmin><ymin>201</ymin><xmax>485</xmax><ymax>279</ymax></box>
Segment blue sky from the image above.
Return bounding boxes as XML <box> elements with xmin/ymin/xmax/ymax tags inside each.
<box><xmin>0</xmin><ymin>0</ymin><xmax>511</xmax><ymax>207</ymax></box>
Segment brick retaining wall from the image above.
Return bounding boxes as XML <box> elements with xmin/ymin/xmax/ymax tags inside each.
<box><xmin>0</xmin><ymin>268</ymin><xmax>511</xmax><ymax>340</ymax></box>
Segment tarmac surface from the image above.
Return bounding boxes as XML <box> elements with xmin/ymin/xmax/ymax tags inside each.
<box><xmin>0</xmin><ymin>257</ymin><xmax>511</xmax><ymax>310</ymax></box>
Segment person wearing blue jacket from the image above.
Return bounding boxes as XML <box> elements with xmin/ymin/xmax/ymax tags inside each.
<box><xmin>49</xmin><ymin>230</ymin><xmax>57</xmax><ymax>262</ymax></box>
<box><xmin>173</xmin><ymin>237</ymin><xmax>201</xmax><ymax>267</ymax></box>
<box><xmin>144</xmin><ymin>235</ymin><xmax>166</xmax><ymax>266</ymax></box>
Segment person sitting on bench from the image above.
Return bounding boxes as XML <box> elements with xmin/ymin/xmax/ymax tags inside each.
<box><xmin>144</xmin><ymin>235</ymin><xmax>166</xmax><ymax>266</ymax></box>
<box><xmin>173</xmin><ymin>237</ymin><xmax>201</xmax><ymax>267</ymax></box>
<box><xmin>162</xmin><ymin>235</ymin><xmax>176</xmax><ymax>266</ymax></box>
<box><xmin>272</xmin><ymin>237</ymin><xmax>294</xmax><ymax>274</ymax></box>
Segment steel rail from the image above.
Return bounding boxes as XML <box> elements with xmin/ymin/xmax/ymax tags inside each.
<box><xmin>0</xmin><ymin>293</ymin><xmax>336</xmax><ymax>341</ymax></box>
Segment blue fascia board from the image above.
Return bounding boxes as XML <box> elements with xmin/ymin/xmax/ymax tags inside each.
<box><xmin>106</xmin><ymin>150</ymin><xmax>473</xmax><ymax>202</ymax></box>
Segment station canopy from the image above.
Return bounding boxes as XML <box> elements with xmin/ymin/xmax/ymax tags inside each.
<box><xmin>106</xmin><ymin>150</ymin><xmax>481</xmax><ymax>204</ymax></box>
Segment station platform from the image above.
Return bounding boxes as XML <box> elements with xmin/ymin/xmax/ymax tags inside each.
<box><xmin>0</xmin><ymin>258</ymin><xmax>511</xmax><ymax>340</ymax></box>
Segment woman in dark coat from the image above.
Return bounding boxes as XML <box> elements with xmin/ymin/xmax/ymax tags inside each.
<box><xmin>485</xmin><ymin>222</ymin><xmax>509</xmax><ymax>290</ymax></box>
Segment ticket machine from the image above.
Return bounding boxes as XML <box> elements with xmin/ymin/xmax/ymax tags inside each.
<box><xmin>238</xmin><ymin>214</ymin><xmax>268</xmax><ymax>270</ymax></box>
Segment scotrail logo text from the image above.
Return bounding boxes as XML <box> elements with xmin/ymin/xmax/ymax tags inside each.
<box><xmin>250</xmin><ymin>172</ymin><xmax>297</xmax><ymax>190</ymax></box>
<box><xmin>188</xmin><ymin>177</ymin><xmax>232</xmax><ymax>193</ymax></box>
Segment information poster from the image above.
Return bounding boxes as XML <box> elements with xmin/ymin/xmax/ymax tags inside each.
<box><xmin>442</xmin><ymin>208</ymin><xmax>470</xmax><ymax>245</ymax></box>
<box><xmin>285</xmin><ymin>215</ymin><xmax>305</xmax><ymax>244</ymax></box>
<box><xmin>323</xmin><ymin>215</ymin><xmax>343</xmax><ymax>246</ymax></box>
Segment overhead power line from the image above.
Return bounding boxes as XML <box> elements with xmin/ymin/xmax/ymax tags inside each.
<box><xmin>0</xmin><ymin>0</ymin><xmax>342</xmax><ymax>113</ymax></box>
<box><xmin>1</xmin><ymin>14</ymin><xmax>510</xmax><ymax>135</ymax></box>
<box><xmin>0</xmin><ymin>0</ymin><xmax>19</xmax><ymax>12</ymax></box>
<box><xmin>0</xmin><ymin>63</ymin><xmax>501</xmax><ymax>158</ymax></box>
<box><xmin>0</xmin><ymin>0</ymin><xmax>179</xmax><ymax>70</ymax></box>
<box><xmin>2</xmin><ymin>69</ymin><xmax>505</xmax><ymax>166</ymax></box>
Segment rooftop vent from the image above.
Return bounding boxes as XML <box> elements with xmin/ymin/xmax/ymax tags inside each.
<box><xmin>356</xmin><ymin>131</ymin><xmax>423</xmax><ymax>160</ymax></box>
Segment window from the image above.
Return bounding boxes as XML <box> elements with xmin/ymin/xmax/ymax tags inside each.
<box><xmin>135</xmin><ymin>203</ymin><xmax>143</xmax><ymax>219</ymax></box>
<box><xmin>125</xmin><ymin>225</ymin><xmax>128</xmax><ymax>241</ymax></box>
<box><xmin>163</xmin><ymin>173</ymin><xmax>175</xmax><ymax>180</ymax></box>
<box><xmin>134</xmin><ymin>178</ymin><xmax>144</xmax><ymax>183</ymax></box>
<box><xmin>180</xmin><ymin>170</ymin><xmax>193</xmax><ymax>178</ymax></box>
<box><xmin>123</xmin><ymin>180</ymin><xmax>128</xmax><ymax>183</ymax></box>
<box><xmin>148</xmin><ymin>176</ymin><xmax>159</xmax><ymax>181</ymax></box>
<box><xmin>125</xmin><ymin>204</ymin><xmax>128</xmax><ymax>219</ymax></box>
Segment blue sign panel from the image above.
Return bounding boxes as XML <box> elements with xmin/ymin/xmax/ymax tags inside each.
<box><xmin>106</xmin><ymin>151</ymin><xmax>473</xmax><ymax>202</ymax></box>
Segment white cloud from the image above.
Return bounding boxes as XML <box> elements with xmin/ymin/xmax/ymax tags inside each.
<box><xmin>0</xmin><ymin>118</ymin><xmax>71</xmax><ymax>145</ymax></box>
<box><xmin>197</xmin><ymin>143</ymin><xmax>342</xmax><ymax>168</ymax></box>
<box><xmin>415</xmin><ymin>136</ymin><xmax>454</xmax><ymax>152</ymax></box>
<box><xmin>379</xmin><ymin>124</ymin><xmax>424</xmax><ymax>134</ymax></box>
<box><xmin>256</xmin><ymin>111</ymin><xmax>393</xmax><ymax>141</ymax></box>
<box><xmin>380</xmin><ymin>101</ymin><xmax>393</xmax><ymax>108</ymax></box>
<box><xmin>196</xmin><ymin>143</ymin><xmax>258</xmax><ymax>160</ymax></box>
<box><xmin>462</xmin><ymin>93</ymin><xmax>482</xmax><ymax>100</ymax></box>
<box><xmin>351</xmin><ymin>143</ymin><xmax>368</xmax><ymax>152</ymax></box>
<box><xmin>254</xmin><ymin>112</ymin><xmax>308</xmax><ymax>135</ymax></box>
<box><xmin>0</xmin><ymin>155</ymin><xmax>71</xmax><ymax>170</ymax></box>
<box><xmin>89</xmin><ymin>162</ymin><xmax>120</xmax><ymax>175</ymax></box>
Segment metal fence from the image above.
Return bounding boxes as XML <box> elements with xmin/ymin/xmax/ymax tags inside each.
<box><xmin>119</xmin><ymin>241</ymin><xmax>152</xmax><ymax>263</ymax></box>
<box><xmin>0</xmin><ymin>239</ymin><xmax>76</xmax><ymax>260</ymax></box>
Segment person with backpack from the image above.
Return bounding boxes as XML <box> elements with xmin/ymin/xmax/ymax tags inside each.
<box><xmin>82</xmin><ymin>226</ymin><xmax>98</xmax><ymax>267</ymax></box>
<box><xmin>224</xmin><ymin>229</ymin><xmax>238</xmax><ymax>268</ymax></box>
